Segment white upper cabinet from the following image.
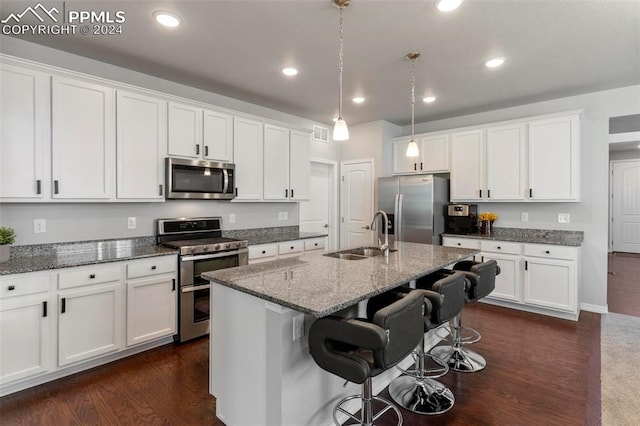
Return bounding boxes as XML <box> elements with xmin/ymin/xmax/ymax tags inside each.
<box><xmin>0</xmin><ymin>64</ymin><xmax>50</xmax><ymax>200</ymax></box>
<box><xmin>450</xmin><ymin>129</ymin><xmax>484</xmax><ymax>201</ymax></box>
<box><xmin>203</xmin><ymin>109</ymin><xmax>233</xmax><ymax>163</ymax></box>
<box><xmin>486</xmin><ymin>123</ymin><xmax>526</xmax><ymax>200</ymax></box>
<box><xmin>392</xmin><ymin>134</ymin><xmax>450</xmax><ymax>175</ymax></box>
<box><xmin>263</xmin><ymin>124</ymin><xmax>290</xmax><ymax>200</ymax></box>
<box><xmin>233</xmin><ymin>117</ymin><xmax>263</xmax><ymax>200</ymax></box>
<box><xmin>528</xmin><ymin>114</ymin><xmax>580</xmax><ymax>201</ymax></box>
<box><xmin>51</xmin><ymin>77</ymin><xmax>115</xmax><ymax>199</ymax></box>
<box><xmin>116</xmin><ymin>91</ymin><xmax>167</xmax><ymax>200</ymax></box>
<box><xmin>167</xmin><ymin>102</ymin><xmax>202</xmax><ymax>159</ymax></box>
<box><xmin>168</xmin><ymin>103</ymin><xmax>234</xmax><ymax>163</ymax></box>
<box><xmin>289</xmin><ymin>130</ymin><xmax>311</xmax><ymax>201</ymax></box>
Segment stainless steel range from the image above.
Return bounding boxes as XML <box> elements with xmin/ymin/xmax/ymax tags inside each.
<box><xmin>157</xmin><ymin>217</ymin><xmax>248</xmax><ymax>342</ymax></box>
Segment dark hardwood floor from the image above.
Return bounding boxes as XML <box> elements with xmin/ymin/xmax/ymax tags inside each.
<box><xmin>0</xmin><ymin>304</ymin><xmax>600</xmax><ymax>426</ymax></box>
<box><xmin>608</xmin><ymin>252</ymin><xmax>640</xmax><ymax>317</ymax></box>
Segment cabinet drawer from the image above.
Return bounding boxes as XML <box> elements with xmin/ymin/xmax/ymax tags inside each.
<box><xmin>0</xmin><ymin>273</ymin><xmax>50</xmax><ymax>299</ymax></box>
<box><xmin>249</xmin><ymin>244</ymin><xmax>278</xmax><ymax>260</ymax></box>
<box><xmin>480</xmin><ymin>240</ymin><xmax>521</xmax><ymax>255</ymax></box>
<box><xmin>523</xmin><ymin>244</ymin><xmax>577</xmax><ymax>261</ymax></box>
<box><xmin>58</xmin><ymin>264</ymin><xmax>122</xmax><ymax>290</ymax></box>
<box><xmin>443</xmin><ymin>237</ymin><xmax>480</xmax><ymax>250</ymax></box>
<box><xmin>304</xmin><ymin>238</ymin><xmax>326</xmax><ymax>252</ymax></box>
<box><xmin>127</xmin><ymin>256</ymin><xmax>177</xmax><ymax>279</ymax></box>
<box><xmin>278</xmin><ymin>240</ymin><xmax>304</xmax><ymax>255</ymax></box>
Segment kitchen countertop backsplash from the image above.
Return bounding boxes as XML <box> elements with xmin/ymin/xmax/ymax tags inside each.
<box><xmin>222</xmin><ymin>226</ymin><xmax>327</xmax><ymax>245</ymax></box>
<box><xmin>442</xmin><ymin>227</ymin><xmax>584</xmax><ymax>246</ymax></box>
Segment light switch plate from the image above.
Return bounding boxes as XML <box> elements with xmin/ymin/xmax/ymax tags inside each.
<box><xmin>229</xmin><ymin>213</ymin><xmax>236</xmax><ymax>224</ymax></box>
<box><xmin>278</xmin><ymin>212</ymin><xmax>284</xmax><ymax>220</ymax></box>
<box><xmin>521</xmin><ymin>212</ymin><xmax>529</xmax><ymax>222</ymax></box>
<box><xmin>293</xmin><ymin>315</ymin><xmax>305</xmax><ymax>341</ymax></box>
<box><xmin>127</xmin><ymin>217</ymin><xmax>136</xmax><ymax>229</ymax></box>
<box><xmin>558</xmin><ymin>213</ymin><xmax>570</xmax><ymax>224</ymax></box>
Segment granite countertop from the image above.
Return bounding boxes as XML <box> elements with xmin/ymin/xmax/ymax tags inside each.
<box><xmin>202</xmin><ymin>242</ymin><xmax>478</xmax><ymax>317</ymax></box>
<box><xmin>0</xmin><ymin>237</ymin><xmax>177</xmax><ymax>275</ymax></box>
<box><xmin>223</xmin><ymin>226</ymin><xmax>327</xmax><ymax>245</ymax></box>
<box><xmin>442</xmin><ymin>227</ymin><xmax>584</xmax><ymax>247</ymax></box>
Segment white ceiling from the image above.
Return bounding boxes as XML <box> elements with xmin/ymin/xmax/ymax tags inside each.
<box><xmin>3</xmin><ymin>0</ymin><xmax>640</xmax><ymax>126</ymax></box>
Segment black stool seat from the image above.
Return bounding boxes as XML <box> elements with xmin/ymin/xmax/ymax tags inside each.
<box><xmin>309</xmin><ymin>290</ymin><xmax>425</xmax><ymax>425</ymax></box>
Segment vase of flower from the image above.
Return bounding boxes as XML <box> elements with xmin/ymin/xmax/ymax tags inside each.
<box><xmin>0</xmin><ymin>227</ymin><xmax>16</xmax><ymax>263</ymax></box>
<box><xmin>479</xmin><ymin>213</ymin><xmax>498</xmax><ymax>235</ymax></box>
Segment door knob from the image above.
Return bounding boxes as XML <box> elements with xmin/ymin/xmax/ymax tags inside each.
<box><xmin>323</xmin><ymin>224</ymin><xmax>329</xmax><ymax>228</ymax></box>
<box><xmin>362</xmin><ymin>225</ymin><xmax>370</xmax><ymax>230</ymax></box>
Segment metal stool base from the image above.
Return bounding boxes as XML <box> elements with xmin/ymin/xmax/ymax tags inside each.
<box><xmin>430</xmin><ymin>345</ymin><xmax>487</xmax><ymax>373</ymax></box>
<box><xmin>333</xmin><ymin>392</ymin><xmax>403</xmax><ymax>425</ymax></box>
<box><xmin>388</xmin><ymin>375</ymin><xmax>455</xmax><ymax>415</ymax></box>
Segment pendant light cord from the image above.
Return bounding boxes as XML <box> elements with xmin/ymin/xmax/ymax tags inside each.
<box><xmin>338</xmin><ymin>6</ymin><xmax>344</xmax><ymax>120</ymax></box>
<box><xmin>411</xmin><ymin>57</ymin><xmax>416</xmax><ymax>142</ymax></box>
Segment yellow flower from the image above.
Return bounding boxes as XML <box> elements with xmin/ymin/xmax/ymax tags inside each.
<box><xmin>479</xmin><ymin>212</ymin><xmax>498</xmax><ymax>222</ymax></box>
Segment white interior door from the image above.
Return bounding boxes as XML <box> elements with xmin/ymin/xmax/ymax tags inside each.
<box><xmin>300</xmin><ymin>162</ymin><xmax>330</xmax><ymax>234</ymax></box>
<box><xmin>612</xmin><ymin>161</ymin><xmax>640</xmax><ymax>253</ymax></box>
<box><xmin>340</xmin><ymin>160</ymin><xmax>374</xmax><ymax>249</ymax></box>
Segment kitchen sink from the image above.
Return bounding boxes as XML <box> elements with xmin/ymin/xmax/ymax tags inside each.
<box><xmin>324</xmin><ymin>246</ymin><xmax>397</xmax><ymax>260</ymax></box>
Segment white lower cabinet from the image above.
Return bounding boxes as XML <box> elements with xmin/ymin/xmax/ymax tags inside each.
<box><xmin>0</xmin><ymin>272</ymin><xmax>53</xmax><ymax>385</ymax></box>
<box><xmin>248</xmin><ymin>238</ymin><xmax>327</xmax><ymax>264</ymax></box>
<box><xmin>58</xmin><ymin>280</ymin><xmax>123</xmax><ymax>366</ymax></box>
<box><xmin>125</xmin><ymin>257</ymin><xmax>177</xmax><ymax>346</ymax></box>
<box><xmin>442</xmin><ymin>236</ymin><xmax>480</xmax><ymax>261</ymax></box>
<box><xmin>443</xmin><ymin>237</ymin><xmax>580</xmax><ymax>320</ymax></box>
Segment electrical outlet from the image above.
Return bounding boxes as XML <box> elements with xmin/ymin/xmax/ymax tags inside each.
<box><xmin>278</xmin><ymin>212</ymin><xmax>284</xmax><ymax>220</ymax></box>
<box><xmin>229</xmin><ymin>213</ymin><xmax>236</xmax><ymax>224</ymax></box>
<box><xmin>521</xmin><ymin>212</ymin><xmax>529</xmax><ymax>222</ymax></box>
<box><xmin>283</xmin><ymin>212</ymin><xmax>288</xmax><ymax>220</ymax></box>
<box><xmin>33</xmin><ymin>219</ymin><xmax>46</xmax><ymax>233</ymax></box>
<box><xmin>127</xmin><ymin>217</ymin><xmax>136</xmax><ymax>229</ymax></box>
<box><xmin>293</xmin><ymin>315</ymin><xmax>305</xmax><ymax>341</ymax></box>
<box><xmin>558</xmin><ymin>213</ymin><xmax>570</xmax><ymax>224</ymax></box>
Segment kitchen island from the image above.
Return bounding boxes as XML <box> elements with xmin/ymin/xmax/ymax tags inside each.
<box><xmin>202</xmin><ymin>242</ymin><xmax>478</xmax><ymax>426</ymax></box>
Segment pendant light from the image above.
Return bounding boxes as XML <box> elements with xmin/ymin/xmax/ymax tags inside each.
<box><xmin>333</xmin><ymin>0</ymin><xmax>350</xmax><ymax>141</ymax></box>
<box><xmin>406</xmin><ymin>52</ymin><xmax>420</xmax><ymax>157</ymax></box>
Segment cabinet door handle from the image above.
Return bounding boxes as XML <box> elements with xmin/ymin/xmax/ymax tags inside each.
<box><xmin>89</xmin><ymin>274</ymin><xmax>96</xmax><ymax>279</ymax></box>
<box><xmin>43</xmin><ymin>301</ymin><xmax>48</xmax><ymax>317</ymax></box>
<box><xmin>291</xmin><ymin>189</ymin><xmax>294</xmax><ymax>198</ymax></box>
<box><xmin>204</xmin><ymin>146</ymin><xmax>209</xmax><ymax>157</ymax></box>
<box><xmin>61</xmin><ymin>297</ymin><xmax>66</xmax><ymax>314</ymax></box>
<box><xmin>457</xmin><ymin>243</ymin><xmax>461</xmax><ymax>246</ymax></box>
<box><xmin>285</xmin><ymin>189</ymin><xmax>288</xmax><ymax>198</ymax></box>
<box><xmin>261</xmin><ymin>250</ymin><xmax>266</xmax><ymax>254</ymax></box>
<box><xmin>525</xmin><ymin>261</ymin><xmax>528</xmax><ymax>271</ymax></box>
<box><xmin>172</xmin><ymin>278</ymin><xmax>176</xmax><ymax>292</ymax></box>
<box><xmin>235</xmin><ymin>187</ymin><xmax>238</xmax><ymax>197</ymax></box>
<box><xmin>54</xmin><ymin>180</ymin><xmax>59</xmax><ymax>194</ymax></box>
<box><xmin>7</xmin><ymin>285</ymin><xmax>15</xmax><ymax>291</ymax></box>
<box><xmin>488</xmin><ymin>189</ymin><xmax>491</xmax><ymax>198</ymax></box>
<box><xmin>481</xmin><ymin>256</ymin><xmax>484</xmax><ymax>262</ymax></box>
<box><xmin>159</xmin><ymin>184</ymin><xmax>163</xmax><ymax>196</ymax></box>
<box><xmin>36</xmin><ymin>180</ymin><xmax>42</xmax><ymax>195</ymax></box>
<box><xmin>195</xmin><ymin>144</ymin><xmax>200</xmax><ymax>155</ymax></box>
<box><xmin>497</xmin><ymin>246</ymin><xmax>501</xmax><ymax>249</ymax></box>
<box><xmin>290</xmin><ymin>246</ymin><xmax>294</xmax><ymax>250</ymax></box>
<box><xmin>420</xmin><ymin>162</ymin><xmax>423</xmax><ymax>170</ymax></box>
<box><xmin>414</xmin><ymin>163</ymin><xmax>417</xmax><ymax>171</ymax></box>
<box><xmin>529</xmin><ymin>188</ymin><xmax>533</xmax><ymax>198</ymax></box>
<box><xmin>545</xmin><ymin>250</ymin><xmax>550</xmax><ymax>254</ymax></box>
<box><xmin>479</xmin><ymin>189</ymin><xmax>482</xmax><ymax>198</ymax></box>
<box><xmin>151</xmin><ymin>265</ymin><xmax>157</xmax><ymax>270</ymax></box>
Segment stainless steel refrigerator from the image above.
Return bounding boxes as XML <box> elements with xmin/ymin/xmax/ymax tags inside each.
<box><xmin>377</xmin><ymin>175</ymin><xmax>449</xmax><ymax>245</ymax></box>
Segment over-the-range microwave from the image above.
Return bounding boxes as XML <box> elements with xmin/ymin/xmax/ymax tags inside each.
<box><xmin>165</xmin><ymin>157</ymin><xmax>236</xmax><ymax>200</ymax></box>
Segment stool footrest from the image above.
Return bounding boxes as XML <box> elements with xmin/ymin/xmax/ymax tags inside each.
<box><xmin>436</xmin><ymin>324</ymin><xmax>482</xmax><ymax>345</ymax></box>
<box><xmin>388</xmin><ymin>375</ymin><xmax>455</xmax><ymax>415</ymax></box>
<box><xmin>430</xmin><ymin>345</ymin><xmax>487</xmax><ymax>373</ymax></box>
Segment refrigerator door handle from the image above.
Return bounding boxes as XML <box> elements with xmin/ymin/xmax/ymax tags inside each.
<box><xmin>397</xmin><ymin>193</ymin><xmax>403</xmax><ymax>242</ymax></box>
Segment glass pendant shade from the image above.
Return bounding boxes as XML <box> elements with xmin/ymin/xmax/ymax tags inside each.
<box><xmin>406</xmin><ymin>140</ymin><xmax>420</xmax><ymax>157</ymax></box>
<box><xmin>333</xmin><ymin>118</ymin><xmax>349</xmax><ymax>141</ymax></box>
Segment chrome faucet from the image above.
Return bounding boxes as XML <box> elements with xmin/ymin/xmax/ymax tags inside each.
<box><xmin>370</xmin><ymin>210</ymin><xmax>390</xmax><ymax>257</ymax></box>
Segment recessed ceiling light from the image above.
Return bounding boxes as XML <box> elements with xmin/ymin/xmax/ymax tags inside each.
<box><xmin>423</xmin><ymin>96</ymin><xmax>437</xmax><ymax>103</ymax></box>
<box><xmin>282</xmin><ymin>67</ymin><xmax>298</xmax><ymax>77</ymax></box>
<box><xmin>154</xmin><ymin>11</ymin><xmax>182</xmax><ymax>28</ymax></box>
<box><xmin>437</xmin><ymin>0</ymin><xmax>463</xmax><ymax>12</ymax></box>
<box><xmin>352</xmin><ymin>97</ymin><xmax>365</xmax><ymax>104</ymax></box>
<box><xmin>485</xmin><ymin>57</ymin><xmax>505</xmax><ymax>68</ymax></box>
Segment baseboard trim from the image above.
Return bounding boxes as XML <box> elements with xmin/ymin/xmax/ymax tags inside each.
<box><xmin>580</xmin><ymin>303</ymin><xmax>608</xmax><ymax>314</ymax></box>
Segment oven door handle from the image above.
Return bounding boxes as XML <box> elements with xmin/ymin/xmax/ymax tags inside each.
<box><xmin>181</xmin><ymin>248</ymin><xmax>248</xmax><ymax>262</ymax></box>
<box><xmin>181</xmin><ymin>283</ymin><xmax>211</xmax><ymax>293</ymax></box>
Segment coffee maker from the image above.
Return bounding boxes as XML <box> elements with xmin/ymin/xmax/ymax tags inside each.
<box><xmin>445</xmin><ymin>204</ymin><xmax>478</xmax><ymax>234</ymax></box>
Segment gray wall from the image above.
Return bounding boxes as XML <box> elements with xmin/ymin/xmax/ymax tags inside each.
<box><xmin>393</xmin><ymin>84</ymin><xmax>640</xmax><ymax>311</ymax></box>
<box><xmin>609</xmin><ymin>150</ymin><xmax>640</xmax><ymax>161</ymax></box>
<box><xmin>0</xmin><ymin>36</ymin><xmax>340</xmax><ymax>245</ymax></box>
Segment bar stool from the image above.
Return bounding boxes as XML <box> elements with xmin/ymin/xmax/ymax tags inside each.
<box><xmin>429</xmin><ymin>260</ymin><xmax>500</xmax><ymax>372</ymax></box>
<box><xmin>367</xmin><ymin>271</ymin><xmax>467</xmax><ymax>415</ymax></box>
<box><xmin>309</xmin><ymin>290</ymin><xmax>425</xmax><ymax>426</ymax></box>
